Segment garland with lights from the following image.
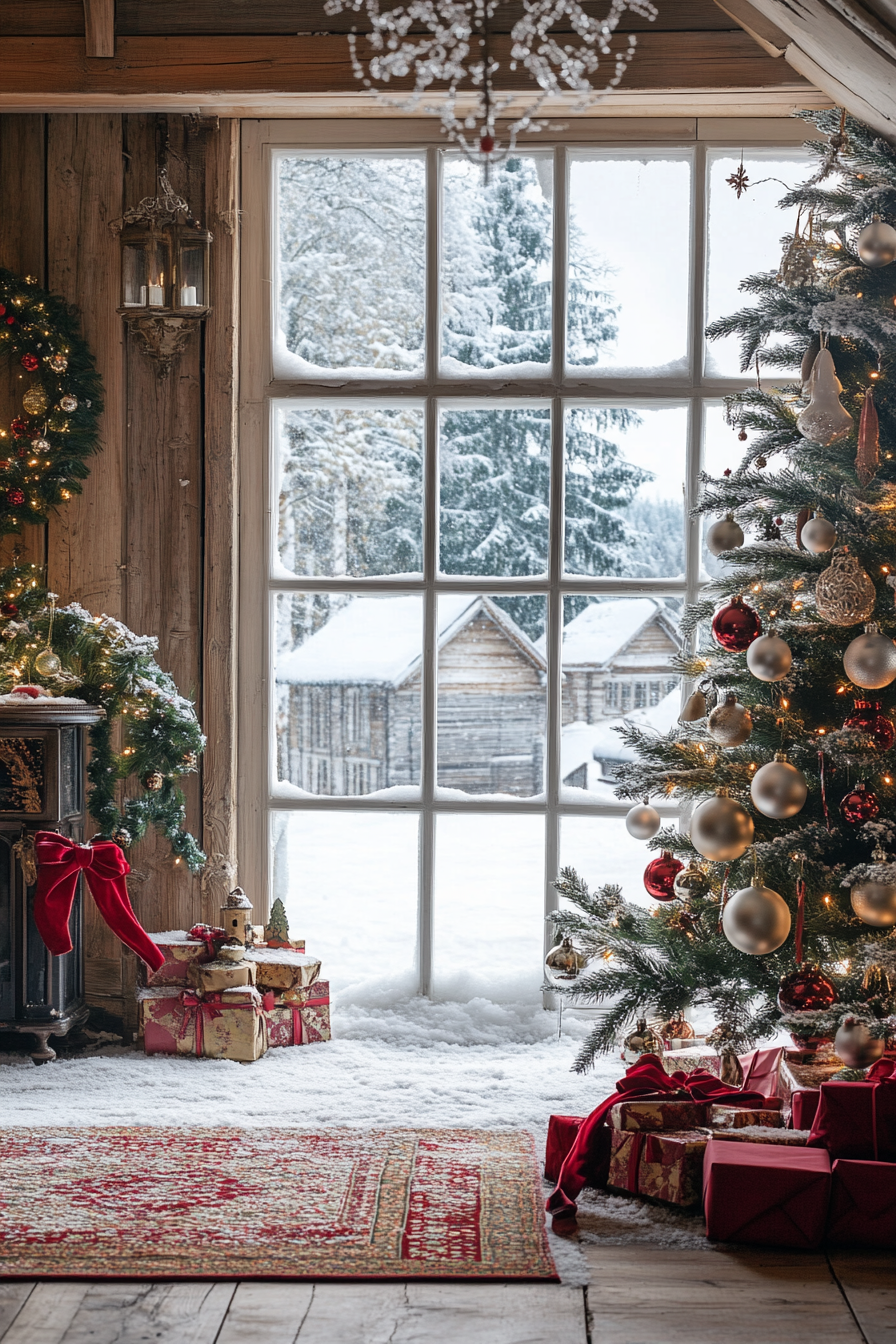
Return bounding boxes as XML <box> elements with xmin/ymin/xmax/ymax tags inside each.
<box><xmin>0</xmin><ymin>565</ymin><xmax>205</xmax><ymax>870</ymax></box>
<box><xmin>550</xmin><ymin>109</ymin><xmax>896</xmax><ymax>1067</ymax></box>
<box><xmin>0</xmin><ymin>268</ymin><xmax>103</xmax><ymax>535</ymax></box>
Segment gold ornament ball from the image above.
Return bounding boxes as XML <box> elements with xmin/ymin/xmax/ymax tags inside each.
<box><xmin>33</xmin><ymin>648</ymin><xmax>61</xmax><ymax>677</ymax></box>
<box><xmin>22</xmin><ymin>387</ymin><xmax>48</xmax><ymax>416</ymax></box>
<box><xmin>722</xmin><ymin>883</ymin><xmax>792</xmax><ymax>955</ymax></box>
<box><xmin>747</xmin><ymin>633</ymin><xmax>792</xmax><ymax>682</ymax></box>
<box><xmin>843</xmin><ymin>622</ymin><xmax>896</xmax><ymax>690</ymax></box>
<box><xmin>850</xmin><ymin>878</ymin><xmax>896</xmax><ymax>926</ymax></box>
<box><xmin>59</xmin><ymin>394</ymin><xmax>78</xmax><ymax>413</ymax></box>
<box><xmin>144</xmin><ymin>771</ymin><xmax>165</xmax><ymax>792</ymax></box>
<box><xmin>857</xmin><ymin>214</ymin><xmax>896</xmax><ymax>268</ymax></box>
<box><xmin>834</xmin><ymin>1016</ymin><xmax>886</xmax><ymax>1069</ymax></box>
<box><xmin>707</xmin><ymin>693</ymin><xmax>752</xmax><ymax>747</ymax></box>
<box><xmin>690</xmin><ymin>793</ymin><xmax>754</xmax><ymax>862</ymax></box>
<box><xmin>815</xmin><ymin>553</ymin><xmax>876</xmax><ymax>625</ymax></box>
<box><xmin>750</xmin><ymin>754</ymin><xmax>807</xmax><ymax>819</ymax></box>
<box><xmin>622</xmin><ymin>1017</ymin><xmax>664</xmax><ymax>1063</ymax></box>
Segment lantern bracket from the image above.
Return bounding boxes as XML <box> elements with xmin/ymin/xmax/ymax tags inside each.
<box><xmin>122</xmin><ymin>314</ymin><xmax>197</xmax><ymax>379</ymax></box>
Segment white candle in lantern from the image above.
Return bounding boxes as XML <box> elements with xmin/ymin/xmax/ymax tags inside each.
<box><xmin>148</xmin><ymin>285</ymin><xmax>164</xmax><ymax>307</ymax></box>
<box><xmin>180</xmin><ymin>286</ymin><xmax>198</xmax><ymax>307</ymax></box>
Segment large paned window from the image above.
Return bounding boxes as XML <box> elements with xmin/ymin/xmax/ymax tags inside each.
<box><xmin>240</xmin><ymin>122</ymin><xmax>810</xmax><ymax>1004</ymax></box>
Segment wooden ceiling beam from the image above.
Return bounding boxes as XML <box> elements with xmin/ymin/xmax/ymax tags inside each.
<box><xmin>0</xmin><ymin>31</ymin><xmax>815</xmax><ymax>97</ymax></box>
<box><xmin>83</xmin><ymin>0</ymin><xmax>114</xmax><ymax>56</ymax></box>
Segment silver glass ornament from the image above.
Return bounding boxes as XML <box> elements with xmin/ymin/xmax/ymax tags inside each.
<box><xmin>544</xmin><ymin>936</ymin><xmax>587</xmax><ymax>987</ymax></box>
<box><xmin>834</xmin><ymin>1016</ymin><xmax>886</xmax><ymax>1068</ymax></box>
<box><xmin>690</xmin><ymin>792</ymin><xmax>754</xmax><ymax>862</ymax></box>
<box><xmin>750</xmin><ymin>753</ymin><xmax>807</xmax><ymax>819</ymax></box>
<box><xmin>800</xmin><ymin>513</ymin><xmax>837</xmax><ymax>554</ymax></box>
<box><xmin>850</xmin><ymin>878</ymin><xmax>896</xmax><ymax>927</ymax></box>
<box><xmin>673</xmin><ymin>860</ymin><xmax>711</xmax><ymax>901</ymax></box>
<box><xmin>33</xmin><ymin>649</ymin><xmax>61</xmax><ymax>677</ymax></box>
<box><xmin>747</xmin><ymin>633</ymin><xmax>792</xmax><ymax>683</ymax></box>
<box><xmin>706</xmin><ymin>513</ymin><xmax>744</xmax><ymax>557</ymax></box>
<box><xmin>722</xmin><ymin>883</ymin><xmax>792</xmax><ymax>955</ymax></box>
<box><xmin>857</xmin><ymin>214</ymin><xmax>896</xmax><ymax>268</ymax></box>
<box><xmin>707</xmin><ymin>693</ymin><xmax>752</xmax><ymax>747</ymax></box>
<box><xmin>843</xmin><ymin>622</ymin><xmax>896</xmax><ymax>690</ymax></box>
<box><xmin>625</xmin><ymin>799</ymin><xmax>661</xmax><ymax>840</ymax></box>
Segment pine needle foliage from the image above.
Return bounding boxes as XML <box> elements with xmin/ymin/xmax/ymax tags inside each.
<box><xmin>552</xmin><ymin>111</ymin><xmax>896</xmax><ymax>1067</ymax></box>
<box><xmin>0</xmin><ymin>564</ymin><xmax>205</xmax><ymax>869</ymax></box>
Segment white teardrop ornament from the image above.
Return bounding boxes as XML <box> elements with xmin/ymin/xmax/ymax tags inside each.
<box><xmin>797</xmin><ymin>348</ymin><xmax>853</xmax><ymax>447</ymax></box>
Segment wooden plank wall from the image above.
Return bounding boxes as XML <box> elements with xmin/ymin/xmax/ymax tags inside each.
<box><xmin>0</xmin><ymin>112</ymin><xmax>238</xmax><ymax>1029</ymax></box>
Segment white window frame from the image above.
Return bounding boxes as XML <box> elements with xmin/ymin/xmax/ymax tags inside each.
<box><xmin>239</xmin><ymin>115</ymin><xmax>811</xmax><ymax>996</ymax></box>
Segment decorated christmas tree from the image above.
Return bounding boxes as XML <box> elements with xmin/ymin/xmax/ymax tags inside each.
<box><xmin>551</xmin><ymin>110</ymin><xmax>896</xmax><ymax>1072</ymax></box>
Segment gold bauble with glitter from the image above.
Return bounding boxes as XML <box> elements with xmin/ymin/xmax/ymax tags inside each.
<box><xmin>22</xmin><ymin>386</ymin><xmax>48</xmax><ymax>416</ymax></box>
<box><xmin>815</xmin><ymin>552</ymin><xmax>876</xmax><ymax>625</ymax></box>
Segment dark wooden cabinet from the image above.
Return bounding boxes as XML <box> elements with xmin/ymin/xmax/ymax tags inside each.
<box><xmin>0</xmin><ymin>703</ymin><xmax>104</xmax><ymax>1062</ymax></box>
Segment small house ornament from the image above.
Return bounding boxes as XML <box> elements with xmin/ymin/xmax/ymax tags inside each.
<box><xmin>221</xmin><ymin>887</ymin><xmax>253</xmax><ymax>947</ymax></box>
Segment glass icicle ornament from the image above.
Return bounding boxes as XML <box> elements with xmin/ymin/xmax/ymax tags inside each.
<box><xmin>797</xmin><ymin>348</ymin><xmax>853</xmax><ymax>446</ymax></box>
<box><xmin>856</xmin><ymin>387</ymin><xmax>880</xmax><ymax>486</ymax></box>
<box><xmin>322</xmin><ymin>0</ymin><xmax>658</xmax><ymax>171</ymax></box>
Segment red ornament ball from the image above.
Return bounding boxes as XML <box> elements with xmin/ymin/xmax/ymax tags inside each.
<box><xmin>843</xmin><ymin>698</ymin><xmax>895</xmax><ymax>752</ymax></box>
<box><xmin>840</xmin><ymin>781</ymin><xmax>880</xmax><ymax>826</ymax></box>
<box><xmin>6</xmin><ymin>317</ymin><xmax>15</xmax><ymax>326</ymax></box>
<box><xmin>0</xmin><ymin>602</ymin><xmax>18</xmax><ymax>617</ymax></box>
<box><xmin>20</xmin><ymin>353</ymin><xmax>38</xmax><ymax>372</ymax></box>
<box><xmin>644</xmin><ymin>850</ymin><xmax>684</xmax><ymax>901</ymax></box>
<box><xmin>0</xmin><ymin>305</ymin><xmax>6</xmax><ymax>316</ymax></box>
<box><xmin>6</xmin><ymin>488</ymin><xmax>24</xmax><ymax>506</ymax></box>
<box><xmin>711</xmin><ymin>596</ymin><xmax>762</xmax><ymax>652</ymax></box>
<box><xmin>10</xmin><ymin>418</ymin><xmax>27</xmax><ymax>438</ymax></box>
<box><xmin>776</xmin><ymin>965</ymin><xmax>837</xmax><ymax>1014</ymax></box>
<box><xmin>480</xmin><ymin>135</ymin><xmax>495</xmax><ymax>155</ymax></box>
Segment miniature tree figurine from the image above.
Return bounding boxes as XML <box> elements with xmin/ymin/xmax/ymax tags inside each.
<box><xmin>264</xmin><ymin>897</ymin><xmax>291</xmax><ymax>948</ymax></box>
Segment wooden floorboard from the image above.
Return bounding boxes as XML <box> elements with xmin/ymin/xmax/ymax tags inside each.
<box><xmin>0</xmin><ymin>1283</ymin><xmax>237</xmax><ymax>1344</ymax></box>
<box><xmin>583</xmin><ymin>1246</ymin><xmax>865</xmax><ymax>1344</ymax></box>
<box><xmin>829</xmin><ymin>1251</ymin><xmax>896</xmax><ymax>1344</ymax></box>
<box><xmin>0</xmin><ymin>1287</ymin><xmax>34</xmax><ymax>1339</ymax></box>
<box><xmin>215</xmin><ymin>1283</ymin><xmax>315</xmax><ymax>1344</ymax></box>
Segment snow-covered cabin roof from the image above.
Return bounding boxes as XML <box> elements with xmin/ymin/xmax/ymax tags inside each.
<box><xmin>538</xmin><ymin>598</ymin><xmax>679</xmax><ymax>669</ymax></box>
<box><xmin>277</xmin><ymin>594</ymin><xmax>546</xmax><ymax>688</ymax></box>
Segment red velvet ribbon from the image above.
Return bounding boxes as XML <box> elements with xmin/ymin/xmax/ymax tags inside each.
<box><xmin>189</xmin><ymin>923</ymin><xmax>226</xmax><ymax>960</ymax></box>
<box><xmin>34</xmin><ymin>830</ymin><xmax>165</xmax><ymax>972</ymax></box>
<box><xmin>545</xmin><ymin>1053</ymin><xmax>769</xmax><ymax>1231</ymax></box>
<box><xmin>794</xmin><ymin>876</ymin><xmax>806</xmax><ymax>964</ymax></box>
<box><xmin>622</xmin><ymin>1130</ymin><xmax>647</xmax><ymax>1193</ymax></box>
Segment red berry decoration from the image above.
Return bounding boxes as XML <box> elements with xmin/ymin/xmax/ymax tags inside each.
<box><xmin>6</xmin><ymin>488</ymin><xmax>24</xmax><ymax>506</ymax></box>
<box><xmin>6</xmin><ymin>317</ymin><xmax>15</xmax><ymax>326</ymax></box>
<box><xmin>480</xmin><ymin>135</ymin><xmax>495</xmax><ymax>155</ymax></box>
<box><xmin>0</xmin><ymin>305</ymin><xmax>6</xmax><ymax>316</ymax></box>
<box><xmin>10</xmin><ymin>418</ymin><xmax>27</xmax><ymax>438</ymax></box>
<box><xmin>840</xmin><ymin>781</ymin><xmax>880</xmax><ymax>826</ymax></box>
<box><xmin>776</xmin><ymin>964</ymin><xmax>837</xmax><ymax>1014</ymax></box>
<box><xmin>711</xmin><ymin>596</ymin><xmax>762</xmax><ymax>652</ymax></box>
<box><xmin>0</xmin><ymin>602</ymin><xmax>18</xmax><ymax>617</ymax></box>
<box><xmin>843</xmin><ymin>698</ymin><xmax>896</xmax><ymax>752</ymax></box>
<box><xmin>644</xmin><ymin>850</ymin><xmax>684</xmax><ymax>901</ymax></box>
<box><xmin>20</xmin><ymin>353</ymin><xmax>38</xmax><ymax>372</ymax></box>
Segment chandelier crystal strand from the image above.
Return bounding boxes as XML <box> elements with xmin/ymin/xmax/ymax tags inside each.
<box><xmin>326</xmin><ymin>0</ymin><xmax>657</xmax><ymax>171</ymax></box>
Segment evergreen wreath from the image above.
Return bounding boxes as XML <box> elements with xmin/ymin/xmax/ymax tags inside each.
<box><xmin>0</xmin><ymin>564</ymin><xmax>205</xmax><ymax>870</ymax></box>
<box><xmin>0</xmin><ymin>268</ymin><xmax>103</xmax><ymax>534</ymax></box>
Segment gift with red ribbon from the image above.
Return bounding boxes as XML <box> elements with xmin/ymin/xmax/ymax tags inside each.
<box><xmin>607</xmin><ymin>1127</ymin><xmax>712</xmax><ymax>1208</ymax></box>
<box><xmin>545</xmin><ymin>1052</ymin><xmax>770</xmax><ymax>1232</ymax></box>
<box><xmin>34</xmin><ymin>830</ymin><xmax>164</xmax><ymax>972</ymax></box>
<box><xmin>808</xmin><ymin>1059</ymin><xmax>896</xmax><ymax>1162</ymax></box>
<box><xmin>263</xmin><ymin>980</ymin><xmax>331</xmax><ymax>1047</ymax></box>
<box><xmin>179</xmin><ymin>986</ymin><xmax>267</xmax><ymax>1062</ymax></box>
<box><xmin>189</xmin><ymin>923</ymin><xmax>227</xmax><ymax>960</ymax></box>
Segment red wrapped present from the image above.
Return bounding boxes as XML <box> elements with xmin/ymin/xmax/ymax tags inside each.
<box><xmin>702</xmin><ymin>1139</ymin><xmax>831</xmax><ymax>1248</ymax></box>
<box><xmin>262</xmin><ymin>980</ymin><xmax>330</xmax><ymax>1047</ymax></box>
<box><xmin>608</xmin><ymin>1128</ymin><xmax>710</xmax><ymax>1208</ymax></box>
<box><xmin>707</xmin><ymin>1105</ymin><xmax>784</xmax><ymax>1130</ymax></box>
<box><xmin>790</xmin><ymin>1088</ymin><xmax>820</xmax><ymax>1132</ymax></box>
<box><xmin>739</xmin><ymin>1047</ymin><xmax>784</xmax><ymax>1099</ymax></box>
<box><xmin>139</xmin><ymin>932</ymin><xmax>211</xmax><ymax>987</ymax></box>
<box><xmin>827</xmin><ymin>1159</ymin><xmax>896</xmax><ymax>1248</ymax></box>
<box><xmin>608</xmin><ymin>1099</ymin><xmax>707</xmax><ymax>1132</ymax></box>
<box><xmin>139</xmin><ymin>987</ymin><xmax>197</xmax><ymax>1055</ymax></box>
<box><xmin>545</xmin><ymin>1115</ymin><xmax>584</xmax><ymax>1184</ymax></box>
<box><xmin>808</xmin><ymin>1067</ymin><xmax>896</xmax><ymax>1162</ymax></box>
<box><xmin>141</xmin><ymin>986</ymin><xmax>268</xmax><ymax>1061</ymax></box>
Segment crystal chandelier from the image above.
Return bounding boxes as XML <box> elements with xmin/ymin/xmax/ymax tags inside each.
<box><xmin>324</xmin><ymin>0</ymin><xmax>658</xmax><ymax>170</ymax></box>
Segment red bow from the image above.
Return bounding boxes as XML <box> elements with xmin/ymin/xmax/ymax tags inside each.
<box><xmin>34</xmin><ymin>831</ymin><xmax>165</xmax><ymax>972</ymax></box>
<box><xmin>179</xmin><ymin>989</ymin><xmax>261</xmax><ymax>1056</ymax></box>
<box><xmin>546</xmin><ymin>1052</ymin><xmax>769</xmax><ymax>1231</ymax></box>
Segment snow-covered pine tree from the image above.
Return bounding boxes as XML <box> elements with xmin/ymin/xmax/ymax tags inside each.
<box><xmin>550</xmin><ymin>110</ymin><xmax>896</xmax><ymax>1070</ymax></box>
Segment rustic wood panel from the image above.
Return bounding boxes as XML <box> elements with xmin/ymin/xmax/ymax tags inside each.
<box><xmin>83</xmin><ymin>0</ymin><xmax>115</xmax><ymax>57</ymax></box>
<box><xmin>45</xmin><ymin>113</ymin><xmax>126</xmax><ymax>1017</ymax></box>
<box><xmin>201</xmin><ymin>117</ymin><xmax>239</xmax><ymax>919</ymax></box>
<box><xmin>123</xmin><ymin>114</ymin><xmax>203</xmax><ymax>941</ymax></box>
<box><xmin>0</xmin><ymin>32</ymin><xmax>813</xmax><ymax>95</ymax></box>
<box><xmin>0</xmin><ymin>0</ymin><xmax>739</xmax><ymax>36</ymax></box>
<box><xmin>0</xmin><ymin>115</ymin><xmax>47</xmax><ymax>572</ymax></box>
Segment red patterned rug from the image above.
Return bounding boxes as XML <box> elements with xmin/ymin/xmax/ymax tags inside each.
<box><xmin>0</xmin><ymin>1126</ymin><xmax>558</xmax><ymax>1280</ymax></box>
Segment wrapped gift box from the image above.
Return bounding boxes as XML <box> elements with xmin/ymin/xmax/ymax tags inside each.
<box><xmin>708</xmin><ymin>1106</ymin><xmax>784</xmax><ymax>1131</ymax></box>
<box><xmin>662</xmin><ymin>1048</ymin><xmax>721</xmax><ymax>1078</ymax></box>
<box><xmin>710</xmin><ymin>1126</ymin><xmax>809</xmax><ymax>1146</ymax></box>
<box><xmin>827</xmin><ymin>1159</ymin><xmax>896</xmax><ymax>1248</ymax></box>
<box><xmin>608</xmin><ymin>1100</ymin><xmax>707</xmax><ymax>1132</ymax></box>
<box><xmin>702</xmin><ymin>1140</ymin><xmax>830</xmax><ymax>1248</ymax></box>
<box><xmin>140</xmin><ymin>986</ymin><xmax>268</xmax><ymax>1062</ymax></box>
<box><xmin>608</xmin><ymin>1128</ymin><xmax>711</xmax><ymax>1208</ymax></box>
<box><xmin>139</xmin><ymin>932</ymin><xmax>211</xmax><ymax>987</ymax></box>
<box><xmin>139</xmin><ymin>987</ymin><xmax>197</xmax><ymax>1055</ymax></box>
<box><xmin>263</xmin><ymin>979</ymin><xmax>331</xmax><ymax>1047</ymax></box>
<box><xmin>808</xmin><ymin>1080</ymin><xmax>896</xmax><ymax>1163</ymax></box>
<box><xmin>778</xmin><ymin>1052</ymin><xmax>843</xmax><ymax>1102</ymax></box>
<box><xmin>791</xmin><ymin>1089</ymin><xmax>821</xmax><ymax>1132</ymax></box>
<box><xmin>188</xmin><ymin>957</ymin><xmax>257</xmax><ymax>994</ymax></box>
<box><xmin>245</xmin><ymin>946</ymin><xmax>322</xmax><ymax>992</ymax></box>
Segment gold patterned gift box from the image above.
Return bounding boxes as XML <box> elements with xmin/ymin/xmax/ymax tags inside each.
<box><xmin>139</xmin><ymin>934</ymin><xmax>211</xmax><ymax>987</ymax></box>
<box><xmin>245</xmin><ymin>947</ymin><xmax>323</xmax><ymax>993</ymax></box>
<box><xmin>263</xmin><ymin>980</ymin><xmax>331</xmax><ymax>1047</ymax></box>
<box><xmin>139</xmin><ymin>985</ymin><xmax>268</xmax><ymax>1061</ymax></box>
<box><xmin>662</xmin><ymin>1048</ymin><xmax>722</xmax><ymax>1078</ymax></box>
<box><xmin>608</xmin><ymin>1100</ymin><xmax>707</xmax><ymax>1132</ymax></box>
<box><xmin>708</xmin><ymin>1106</ymin><xmax>784</xmax><ymax>1130</ymax></box>
<box><xmin>607</xmin><ymin>1128</ymin><xmax>711</xmax><ymax>1208</ymax></box>
<box><xmin>709</xmin><ymin>1126</ymin><xmax>809</xmax><ymax>1146</ymax></box>
<box><xmin>139</xmin><ymin>987</ymin><xmax>197</xmax><ymax>1055</ymax></box>
<box><xmin>188</xmin><ymin>958</ymin><xmax>258</xmax><ymax>993</ymax></box>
